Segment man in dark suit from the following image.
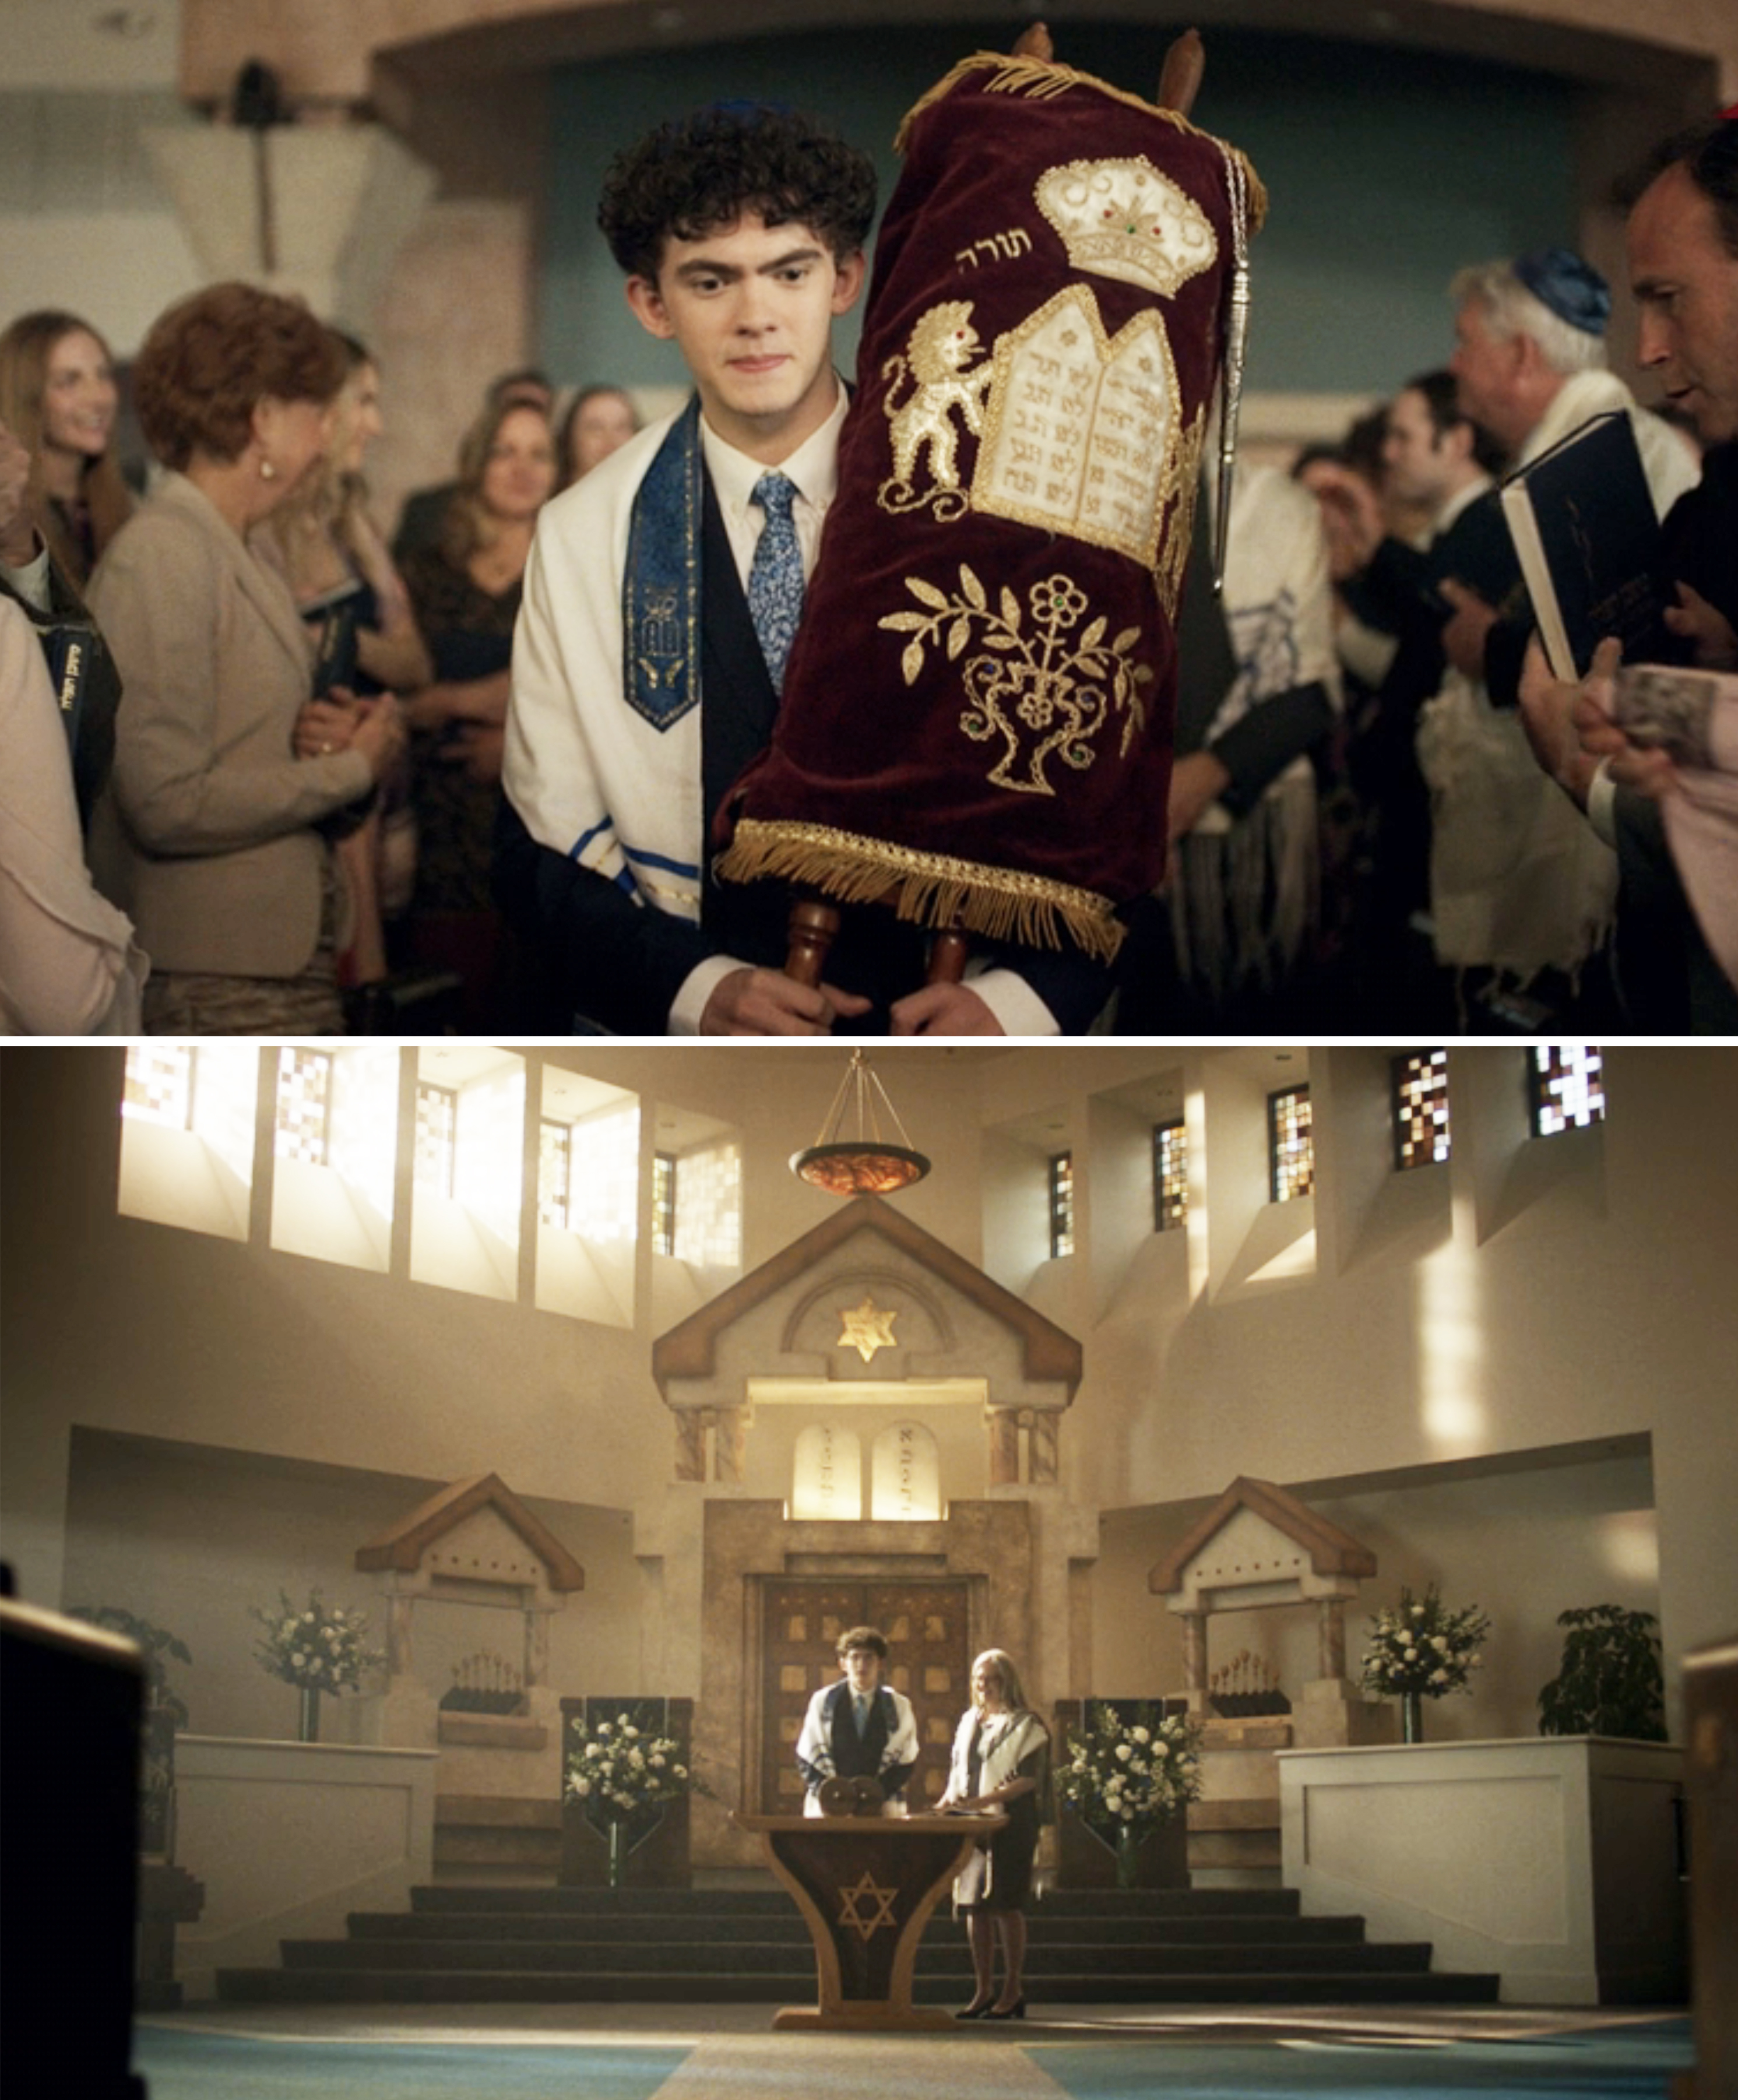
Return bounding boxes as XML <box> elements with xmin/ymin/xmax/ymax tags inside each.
<box><xmin>1305</xmin><ymin>373</ymin><xmax>1513</xmax><ymax>1026</ymax></box>
<box><xmin>497</xmin><ymin>101</ymin><xmax>1104</xmax><ymax>1035</ymax></box>
<box><xmin>1519</xmin><ymin>111</ymin><xmax>1738</xmax><ymax>1029</ymax></box>
<box><xmin>793</xmin><ymin>1626</ymin><xmax>919</xmax><ymax>1815</ymax></box>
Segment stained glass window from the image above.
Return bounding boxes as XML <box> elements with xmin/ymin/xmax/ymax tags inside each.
<box><xmin>1153</xmin><ymin>1120</ymin><xmax>1187</xmax><ymax>1231</ymax></box>
<box><xmin>122</xmin><ymin>1045</ymin><xmax>192</xmax><ymax>1129</ymax></box>
<box><xmin>1393</xmin><ymin>1050</ymin><xmax>1451</xmax><ymax>1169</ymax></box>
<box><xmin>1531</xmin><ymin>1046</ymin><xmax>1605</xmax><ymax>1135</ymax></box>
<box><xmin>652</xmin><ymin>1152</ymin><xmax>676</xmax><ymax>1257</ymax></box>
<box><xmin>565</xmin><ymin>1103</ymin><xmax>639</xmax><ymax>1242</ymax></box>
<box><xmin>674</xmin><ymin>1139</ymin><xmax>741</xmax><ymax>1268</ymax></box>
<box><xmin>1269</xmin><ymin>1086</ymin><xmax>1314</xmax><ymax>1202</ymax></box>
<box><xmin>275</xmin><ymin>1049</ymin><xmax>333</xmax><ymax>1166</ymax></box>
<box><xmin>538</xmin><ymin>1120</ymin><xmax>572</xmax><ymax>1230</ymax></box>
<box><xmin>414</xmin><ymin>1083</ymin><xmax>457</xmax><ymax>1198</ymax></box>
<box><xmin>1049</xmin><ymin>1151</ymin><xmax>1075</xmax><ymax>1258</ymax></box>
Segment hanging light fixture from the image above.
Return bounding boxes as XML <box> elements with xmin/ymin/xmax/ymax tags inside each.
<box><xmin>791</xmin><ymin>1049</ymin><xmax>931</xmax><ymax>1195</ymax></box>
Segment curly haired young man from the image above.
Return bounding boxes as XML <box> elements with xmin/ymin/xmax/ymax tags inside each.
<box><xmin>498</xmin><ymin>101</ymin><xmax>1090</xmax><ymax>1034</ymax></box>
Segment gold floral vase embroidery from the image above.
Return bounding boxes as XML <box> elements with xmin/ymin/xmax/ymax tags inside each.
<box><xmin>881</xmin><ymin>565</ymin><xmax>1152</xmax><ymax>797</ymax></box>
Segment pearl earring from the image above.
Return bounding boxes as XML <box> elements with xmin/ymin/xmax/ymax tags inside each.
<box><xmin>259</xmin><ymin>458</ymin><xmax>277</xmax><ymax>481</ymax></box>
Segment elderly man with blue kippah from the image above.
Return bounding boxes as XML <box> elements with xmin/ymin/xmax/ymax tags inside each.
<box><xmin>1444</xmin><ymin>246</ymin><xmax>1700</xmax><ymax>702</ymax></box>
<box><xmin>1400</xmin><ymin>244</ymin><xmax>1702</xmax><ymax>1021</ymax></box>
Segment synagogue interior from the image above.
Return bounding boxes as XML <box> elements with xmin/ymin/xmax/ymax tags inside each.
<box><xmin>1</xmin><ymin>1042</ymin><xmax>1733</xmax><ymax>2098</ymax></box>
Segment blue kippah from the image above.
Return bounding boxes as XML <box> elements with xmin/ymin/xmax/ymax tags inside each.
<box><xmin>1513</xmin><ymin>247</ymin><xmax>1611</xmax><ymax>335</ymax></box>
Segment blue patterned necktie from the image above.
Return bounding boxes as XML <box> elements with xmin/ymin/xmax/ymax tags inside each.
<box><xmin>747</xmin><ymin>472</ymin><xmax>804</xmax><ymax>693</ymax></box>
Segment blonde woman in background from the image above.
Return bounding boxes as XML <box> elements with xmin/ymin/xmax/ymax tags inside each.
<box><xmin>938</xmin><ymin>1648</ymin><xmax>1050</xmax><ymax>2021</ymax></box>
<box><xmin>256</xmin><ymin>330</ymin><xmax>430</xmax><ymax>996</ymax></box>
<box><xmin>0</xmin><ymin>310</ymin><xmax>134</xmax><ymax>590</ymax></box>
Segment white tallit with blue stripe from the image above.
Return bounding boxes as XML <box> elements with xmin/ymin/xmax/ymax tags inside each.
<box><xmin>505</xmin><ymin>402</ymin><xmax>709</xmax><ymax>923</ymax></box>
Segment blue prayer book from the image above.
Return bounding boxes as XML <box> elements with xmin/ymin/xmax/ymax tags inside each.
<box><xmin>1498</xmin><ymin>409</ymin><xmax>1671</xmax><ymax>680</ymax></box>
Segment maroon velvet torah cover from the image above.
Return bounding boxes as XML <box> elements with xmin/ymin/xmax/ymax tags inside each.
<box><xmin>716</xmin><ymin>52</ymin><xmax>1265</xmax><ymax>962</ymax></box>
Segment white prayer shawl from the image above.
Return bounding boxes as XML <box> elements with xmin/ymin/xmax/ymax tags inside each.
<box><xmin>945</xmin><ymin>1705</ymin><xmax>1048</xmax><ymax>1802</ymax></box>
<box><xmin>794</xmin><ymin>1679</ymin><xmax>920</xmax><ymax>1814</ymax></box>
<box><xmin>1170</xmin><ymin>461</ymin><xmax>1340</xmax><ymax>998</ymax></box>
<box><xmin>1414</xmin><ymin>372</ymin><xmax>1695</xmax><ymax>988</ymax></box>
<box><xmin>504</xmin><ymin>410</ymin><xmax>708</xmax><ymax>922</ymax></box>
<box><xmin>945</xmin><ymin>1707</ymin><xmax>1049</xmax><ymax>1906</ymax></box>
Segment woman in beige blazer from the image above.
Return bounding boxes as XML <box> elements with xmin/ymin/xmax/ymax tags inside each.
<box><xmin>89</xmin><ymin>283</ymin><xmax>403</xmax><ymax>1034</ymax></box>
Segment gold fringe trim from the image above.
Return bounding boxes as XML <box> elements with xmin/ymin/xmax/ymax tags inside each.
<box><xmin>893</xmin><ymin>51</ymin><xmax>1267</xmax><ymax>233</ymax></box>
<box><xmin>714</xmin><ymin>818</ymin><xmax>1127</xmax><ymax>964</ymax></box>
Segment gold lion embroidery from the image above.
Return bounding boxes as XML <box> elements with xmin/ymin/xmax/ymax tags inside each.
<box><xmin>881</xmin><ymin>565</ymin><xmax>1152</xmax><ymax>797</ymax></box>
<box><xmin>878</xmin><ymin>302</ymin><xmax>996</xmax><ymax>519</ymax></box>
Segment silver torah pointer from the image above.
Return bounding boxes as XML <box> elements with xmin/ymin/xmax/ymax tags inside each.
<box><xmin>1213</xmin><ymin>145</ymin><xmax>1251</xmax><ymax>595</ymax></box>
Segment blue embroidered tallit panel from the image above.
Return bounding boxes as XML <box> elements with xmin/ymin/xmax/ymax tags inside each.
<box><xmin>623</xmin><ymin>398</ymin><xmax>706</xmax><ymax>731</ymax></box>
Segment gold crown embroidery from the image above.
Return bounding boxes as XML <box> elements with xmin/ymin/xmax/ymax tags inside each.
<box><xmin>1035</xmin><ymin>156</ymin><xmax>1218</xmax><ymax>298</ymax></box>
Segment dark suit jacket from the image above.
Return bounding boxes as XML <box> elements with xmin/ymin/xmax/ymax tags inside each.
<box><xmin>796</xmin><ymin>1682</ymin><xmax>917</xmax><ymax>1799</ymax></box>
<box><xmin>495</xmin><ymin>465</ymin><xmax>1111</xmax><ymax>1034</ymax></box>
<box><xmin>1354</xmin><ymin>488</ymin><xmax>1516</xmax><ymax>920</ymax></box>
<box><xmin>1609</xmin><ymin>442</ymin><xmax>1738</xmax><ymax>1030</ymax></box>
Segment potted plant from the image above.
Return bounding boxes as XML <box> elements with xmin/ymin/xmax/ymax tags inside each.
<box><xmin>1538</xmin><ymin>1604</ymin><xmax>1667</xmax><ymax>1741</ymax></box>
<box><xmin>564</xmin><ymin>1710</ymin><xmax>698</xmax><ymax>1888</ymax></box>
<box><xmin>1360</xmin><ymin>1582</ymin><xmax>1491</xmax><ymax>1742</ymax></box>
<box><xmin>251</xmin><ymin>1589</ymin><xmax>384</xmax><ymax>1742</ymax></box>
<box><xmin>1057</xmin><ymin>1702</ymin><xmax>1204</xmax><ymax>1888</ymax></box>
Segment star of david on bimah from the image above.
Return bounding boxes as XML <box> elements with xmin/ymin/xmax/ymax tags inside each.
<box><xmin>838</xmin><ymin>1295</ymin><xmax>899</xmax><ymax>1363</ymax></box>
<box><xmin>838</xmin><ymin>1870</ymin><xmax>900</xmax><ymax>1943</ymax></box>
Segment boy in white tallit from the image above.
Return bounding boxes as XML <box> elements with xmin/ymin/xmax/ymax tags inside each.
<box><xmin>793</xmin><ymin>1626</ymin><xmax>919</xmax><ymax>1816</ymax></box>
<box><xmin>498</xmin><ymin>101</ymin><xmax>1071</xmax><ymax>1035</ymax></box>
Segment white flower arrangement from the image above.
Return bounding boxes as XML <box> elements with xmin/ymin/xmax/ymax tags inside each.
<box><xmin>1360</xmin><ymin>1583</ymin><xmax>1491</xmax><ymax>1701</ymax></box>
<box><xmin>1058</xmin><ymin>1702</ymin><xmax>1204</xmax><ymax>1839</ymax></box>
<box><xmin>564</xmin><ymin>1711</ymin><xmax>691</xmax><ymax>1821</ymax></box>
<box><xmin>251</xmin><ymin>1589</ymin><xmax>383</xmax><ymax>1694</ymax></box>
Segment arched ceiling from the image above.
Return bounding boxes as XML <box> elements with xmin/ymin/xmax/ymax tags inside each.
<box><xmin>177</xmin><ymin>0</ymin><xmax>1723</xmax><ymax>108</ymax></box>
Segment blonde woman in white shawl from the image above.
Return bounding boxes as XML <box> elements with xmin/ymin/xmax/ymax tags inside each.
<box><xmin>938</xmin><ymin>1648</ymin><xmax>1049</xmax><ymax>2021</ymax></box>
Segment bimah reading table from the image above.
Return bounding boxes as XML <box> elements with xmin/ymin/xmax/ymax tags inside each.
<box><xmin>734</xmin><ymin>1811</ymin><xmax>1005</xmax><ymax>2029</ymax></box>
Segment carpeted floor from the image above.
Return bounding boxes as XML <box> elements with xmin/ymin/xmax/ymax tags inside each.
<box><xmin>132</xmin><ymin>2004</ymin><xmax>1695</xmax><ymax>2100</ymax></box>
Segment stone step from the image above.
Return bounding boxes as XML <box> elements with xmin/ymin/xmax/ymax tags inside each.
<box><xmin>280</xmin><ymin>1934</ymin><xmax>1437</xmax><ymax>1978</ymax></box>
<box><xmin>215</xmin><ymin>1965</ymin><xmax>1503</xmax><ymax>2007</ymax></box>
<box><xmin>211</xmin><ymin>1881</ymin><xmax>1501</xmax><ymax>2008</ymax></box>
<box><xmin>349</xmin><ymin>1908</ymin><xmax>1366</xmax><ymax>1948</ymax></box>
<box><xmin>404</xmin><ymin>1883</ymin><xmax>1303</xmax><ymax>1918</ymax></box>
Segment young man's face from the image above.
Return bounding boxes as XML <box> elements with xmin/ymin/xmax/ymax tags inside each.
<box><xmin>1628</xmin><ymin>163</ymin><xmax>1738</xmax><ymax>446</ymax></box>
<box><xmin>842</xmin><ymin>1645</ymin><xmax>882</xmax><ymax>1695</ymax></box>
<box><xmin>626</xmin><ymin>212</ymin><xmax>866</xmax><ymax>460</ymax></box>
<box><xmin>1382</xmin><ymin>387</ymin><xmax>1456</xmax><ymax>510</ymax></box>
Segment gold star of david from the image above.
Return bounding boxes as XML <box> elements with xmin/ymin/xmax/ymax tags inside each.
<box><xmin>838</xmin><ymin>1295</ymin><xmax>898</xmax><ymax>1363</ymax></box>
<box><xmin>838</xmin><ymin>1869</ymin><xmax>900</xmax><ymax>1942</ymax></box>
